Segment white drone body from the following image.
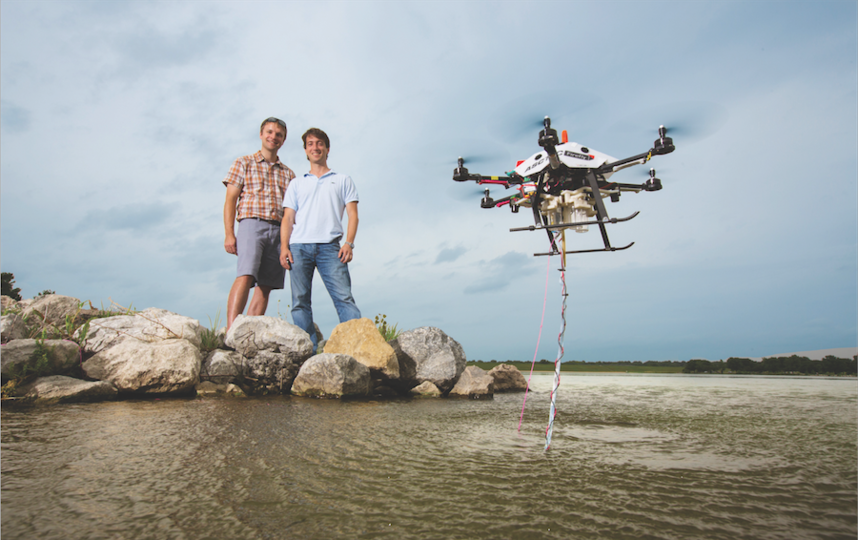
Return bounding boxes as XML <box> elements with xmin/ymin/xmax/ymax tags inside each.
<box><xmin>453</xmin><ymin>117</ymin><xmax>674</xmax><ymax>255</ymax></box>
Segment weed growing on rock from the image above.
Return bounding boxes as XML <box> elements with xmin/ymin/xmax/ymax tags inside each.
<box><xmin>201</xmin><ymin>310</ymin><xmax>223</xmax><ymax>353</ymax></box>
<box><xmin>374</xmin><ymin>314</ymin><xmax>401</xmax><ymax>341</ymax></box>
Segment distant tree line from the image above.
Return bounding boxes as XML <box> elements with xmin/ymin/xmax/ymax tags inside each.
<box><xmin>684</xmin><ymin>356</ymin><xmax>857</xmax><ymax>375</ymax></box>
<box><xmin>471</xmin><ymin>356</ymin><xmax>857</xmax><ymax>376</ymax></box>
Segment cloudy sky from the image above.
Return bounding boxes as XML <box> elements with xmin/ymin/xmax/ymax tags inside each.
<box><xmin>2</xmin><ymin>1</ymin><xmax>856</xmax><ymax>362</ymax></box>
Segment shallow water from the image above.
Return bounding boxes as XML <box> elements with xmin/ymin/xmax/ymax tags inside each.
<box><xmin>2</xmin><ymin>374</ymin><xmax>856</xmax><ymax>539</ymax></box>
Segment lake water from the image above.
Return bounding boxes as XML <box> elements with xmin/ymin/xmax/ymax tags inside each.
<box><xmin>2</xmin><ymin>373</ymin><xmax>856</xmax><ymax>539</ymax></box>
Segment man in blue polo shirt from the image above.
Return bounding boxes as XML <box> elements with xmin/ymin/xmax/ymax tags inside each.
<box><xmin>279</xmin><ymin>127</ymin><xmax>361</xmax><ymax>350</ymax></box>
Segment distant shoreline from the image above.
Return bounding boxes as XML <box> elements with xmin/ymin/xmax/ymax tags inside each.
<box><xmin>467</xmin><ymin>360</ymin><xmax>858</xmax><ymax>376</ymax></box>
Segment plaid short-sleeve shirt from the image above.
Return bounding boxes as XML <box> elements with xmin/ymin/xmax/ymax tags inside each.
<box><xmin>223</xmin><ymin>151</ymin><xmax>295</xmax><ymax>222</ymax></box>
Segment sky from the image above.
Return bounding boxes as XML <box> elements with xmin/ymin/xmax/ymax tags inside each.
<box><xmin>1</xmin><ymin>1</ymin><xmax>856</xmax><ymax>363</ymax></box>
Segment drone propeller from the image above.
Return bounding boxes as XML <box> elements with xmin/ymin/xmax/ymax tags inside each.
<box><xmin>624</xmin><ymin>101</ymin><xmax>728</xmax><ymax>146</ymax></box>
<box><xmin>448</xmin><ymin>184</ymin><xmax>488</xmax><ymax>200</ymax></box>
<box><xmin>630</xmin><ymin>166</ymin><xmax>677</xmax><ymax>187</ymax></box>
<box><xmin>454</xmin><ymin>154</ymin><xmax>503</xmax><ymax>167</ymax></box>
<box><xmin>491</xmin><ymin>90</ymin><xmax>607</xmax><ymax>142</ymax></box>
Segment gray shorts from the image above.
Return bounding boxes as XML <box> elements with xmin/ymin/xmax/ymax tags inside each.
<box><xmin>236</xmin><ymin>218</ymin><xmax>285</xmax><ymax>289</ymax></box>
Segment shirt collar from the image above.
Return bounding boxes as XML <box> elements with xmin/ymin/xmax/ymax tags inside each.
<box><xmin>254</xmin><ymin>151</ymin><xmax>283</xmax><ymax>167</ymax></box>
<box><xmin>303</xmin><ymin>170</ymin><xmax>335</xmax><ymax>180</ymax></box>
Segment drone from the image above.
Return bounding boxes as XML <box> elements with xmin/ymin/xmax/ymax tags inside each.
<box><xmin>452</xmin><ymin>117</ymin><xmax>675</xmax><ymax>256</ymax></box>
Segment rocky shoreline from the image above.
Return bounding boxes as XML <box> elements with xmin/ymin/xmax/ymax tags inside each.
<box><xmin>0</xmin><ymin>294</ymin><xmax>527</xmax><ymax>404</ymax></box>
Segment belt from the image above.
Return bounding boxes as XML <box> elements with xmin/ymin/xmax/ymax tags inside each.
<box><xmin>243</xmin><ymin>217</ymin><xmax>281</xmax><ymax>225</ymax></box>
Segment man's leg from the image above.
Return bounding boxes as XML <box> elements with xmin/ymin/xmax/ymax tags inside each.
<box><xmin>316</xmin><ymin>241</ymin><xmax>361</xmax><ymax>323</ymax></box>
<box><xmin>289</xmin><ymin>243</ymin><xmax>318</xmax><ymax>349</ymax></box>
<box><xmin>227</xmin><ymin>275</ymin><xmax>255</xmax><ymax>329</ymax></box>
<box><xmin>247</xmin><ymin>286</ymin><xmax>273</xmax><ymax>316</ymax></box>
<box><xmin>229</xmin><ymin>219</ymin><xmax>266</xmax><ymax>329</ymax></box>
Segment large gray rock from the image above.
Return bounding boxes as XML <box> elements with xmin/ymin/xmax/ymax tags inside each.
<box><xmin>390</xmin><ymin>327</ymin><xmax>467</xmax><ymax>393</ymax></box>
<box><xmin>323</xmin><ymin>318</ymin><xmax>399</xmax><ymax>380</ymax></box>
<box><xmin>1</xmin><ymin>339</ymin><xmax>81</xmax><ymax>379</ymax></box>
<box><xmin>226</xmin><ymin>315</ymin><xmax>312</xmax><ymax>360</ymax></box>
<box><xmin>291</xmin><ymin>353</ymin><xmax>371</xmax><ymax>398</ymax></box>
<box><xmin>82</xmin><ymin>338</ymin><xmax>200</xmax><ymax>395</ymax></box>
<box><xmin>449</xmin><ymin>366</ymin><xmax>494</xmax><ymax>399</ymax></box>
<box><xmin>1</xmin><ymin>313</ymin><xmax>28</xmax><ymax>343</ymax></box>
<box><xmin>224</xmin><ymin>316</ymin><xmax>314</xmax><ymax>391</ymax></box>
<box><xmin>24</xmin><ymin>375</ymin><xmax>118</xmax><ymax>403</ymax></box>
<box><xmin>201</xmin><ymin>349</ymin><xmax>244</xmax><ymax>384</ymax></box>
<box><xmin>80</xmin><ymin>307</ymin><xmax>203</xmax><ymax>354</ymax></box>
<box><xmin>21</xmin><ymin>294</ymin><xmax>83</xmax><ymax>338</ymax></box>
<box><xmin>488</xmin><ymin>363</ymin><xmax>528</xmax><ymax>392</ymax></box>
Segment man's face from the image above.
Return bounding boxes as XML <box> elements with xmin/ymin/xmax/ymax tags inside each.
<box><xmin>260</xmin><ymin>122</ymin><xmax>287</xmax><ymax>153</ymax></box>
<box><xmin>304</xmin><ymin>134</ymin><xmax>329</xmax><ymax>164</ymax></box>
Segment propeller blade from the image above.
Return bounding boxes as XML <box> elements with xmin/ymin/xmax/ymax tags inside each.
<box><xmin>430</xmin><ymin>138</ymin><xmax>511</xmax><ymax>171</ymax></box>
<box><xmin>490</xmin><ymin>90</ymin><xmax>607</xmax><ymax>142</ymax></box>
<box><xmin>632</xmin><ymin>101</ymin><xmax>728</xmax><ymax>145</ymax></box>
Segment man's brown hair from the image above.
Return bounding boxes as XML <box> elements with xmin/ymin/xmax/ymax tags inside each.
<box><xmin>302</xmin><ymin>128</ymin><xmax>330</xmax><ymax>149</ymax></box>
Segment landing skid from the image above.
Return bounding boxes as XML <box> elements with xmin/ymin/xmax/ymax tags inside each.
<box><xmin>509</xmin><ymin>211</ymin><xmax>640</xmax><ymax>233</ymax></box>
<box><xmin>512</xmin><ymin>209</ymin><xmax>641</xmax><ymax>257</ymax></box>
<box><xmin>533</xmin><ymin>242</ymin><xmax>635</xmax><ymax>257</ymax></box>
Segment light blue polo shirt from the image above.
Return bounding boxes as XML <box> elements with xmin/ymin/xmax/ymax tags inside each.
<box><xmin>282</xmin><ymin>170</ymin><xmax>359</xmax><ymax>244</ymax></box>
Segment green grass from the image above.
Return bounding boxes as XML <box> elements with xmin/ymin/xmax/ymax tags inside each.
<box><xmin>374</xmin><ymin>314</ymin><xmax>401</xmax><ymax>341</ymax></box>
<box><xmin>467</xmin><ymin>361</ymin><xmax>685</xmax><ymax>373</ymax></box>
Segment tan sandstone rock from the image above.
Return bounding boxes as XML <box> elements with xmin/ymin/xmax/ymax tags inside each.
<box><xmin>449</xmin><ymin>366</ymin><xmax>494</xmax><ymax>399</ymax></box>
<box><xmin>323</xmin><ymin>318</ymin><xmax>399</xmax><ymax>380</ymax></box>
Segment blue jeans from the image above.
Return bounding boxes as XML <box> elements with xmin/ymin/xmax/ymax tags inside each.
<box><xmin>289</xmin><ymin>240</ymin><xmax>361</xmax><ymax>350</ymax></box>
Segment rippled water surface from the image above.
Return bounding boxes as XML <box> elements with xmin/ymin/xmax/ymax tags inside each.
<box><xmin>2</xmin><ymin>374</ymin><xmax>856</xmax><ymax>539</ymax></box>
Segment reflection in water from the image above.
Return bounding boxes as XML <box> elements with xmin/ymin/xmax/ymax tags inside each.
<box><xmin>2</xmin><ymin>374</ymin><xmax>856</xmax><ymax>539</ymax></box>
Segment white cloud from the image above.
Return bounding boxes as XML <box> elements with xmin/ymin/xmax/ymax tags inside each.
<box><xmin>1</xmin><ymin>1</ymin><xmax>855</xmax><ymax>361</ymax></box>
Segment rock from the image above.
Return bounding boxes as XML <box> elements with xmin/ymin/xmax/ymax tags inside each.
<box><xmin>1</xmin><ymin>295</ymin><xmax>19</xmax><ymax>313</ymax></box>
<box><xmin>201</xmin><ymin>349</ymin><xmax>244</xmax><ymax>384</ymax></box>
<box><xmin>323</xmin><ymin>318</ymin><xmax>399</xmax><ymax>380</ymax></box>
<box><xmin>449</xmin><ymin>366</ymin><xmax>494</xmax><ymax>399</ymax></box>
<box><xmin>409</xmin><ymin>381</ymin><xmax>441</xmax><ymax>397</ymax></box>
<box><xmin>245</xmin><ymin>350</ymin><xmax>303</xmax><ymax>393</ymax></box>
<box><xmin>1</xmin><ymin>339</ymin><xmax>81</xmax><ymax>380</ymax></box>
<box><xmin>82</xmin><ymin>338</ymin><xmax>200</xmax><ymax>395</ymax></box>
<box><xmin>390</xmin><ymin>327</ymin><xmax>467</xmax><ymax>393</ymax></box>
<box><xmin>291</xmin><ymin>353</ymin><xmax>371</xmax><ymax>398</ymax></box>
<box><xmin>372</xmin><ymin>384</ymin><xmax>399</xmax><ymax>398</ymax></box>
<box><xmin>80</xmin><ymin>307</ymin><xmax>203</xmax><ymax>354</ymax></box>
<box><xmin>195</xmin><ymin>380</ymin><xmax>225</xmax><ymax>395</ymax></box>
<box><xmin>1</xmin><ymin>313</ymin><xmax>28</xmax><ymax>343</ymax></box>
<box><xmin>225</xmin><ymin>383</ymin><xmax>245</xmax><ymax>396</ymax></box>
<box><xmin>24</xmin><ymin>375</ymin><xmax>117</xmax><ymax>403</ymax></box>
<box><xmin>21</xmin><ymin>294</ymin><xmax>83</xmax><ymax>338</ymax></box>
<box><xmin>224</xmin><ymin>316</ymin><xmax>313</xmax><ymax>392</ymax></box>
<box><xmin>488</xmin><ymin>364</ymin><xmax>528</xmax><ymax>392</ymax></box>
<box><xmin>225</xmin><ymin>315</ymin><xmax>312</xmax><ymax>361</ymax></box>
<box><xmin>313</xmin><ymin>323</ymin><xmax>325</xmax><ymax>344</ymax></box>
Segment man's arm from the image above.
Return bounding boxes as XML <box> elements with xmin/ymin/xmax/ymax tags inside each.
<box><xmin>338</xmin><ymin>201</ymin><xmax>359</xmax><ymax>263</ymax></box>
<box><xmin>224</xmin><ymin>185</ymin><xmax>242</xmax><ymax>255</ymax></box>
<box><xmin>280</xmin><ymin>207</ymin><xmax>296</xmax><ymax>269</ymax></box>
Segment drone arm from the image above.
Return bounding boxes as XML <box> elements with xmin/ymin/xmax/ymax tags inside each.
<box><xmin>597</xmin><ymin>151</ymin><xmax>652</xmax><ymax>175</ymax></box>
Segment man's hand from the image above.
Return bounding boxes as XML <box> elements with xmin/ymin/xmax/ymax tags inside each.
<box><xmin>224</xmin><ymin>184</ymin><xmax>242</xmax><ymax>256</ymax></box>
<box><xmin>225</xmin><ymin>234</ymin><xmax>237</xmax><ymax>255</ymax></box>
<box><xmin>338</xmin><ymin>244</ymin><xmax>353</xmax><ymax>263</ymax></box>
<box><xmin>280</xmin><ymin>247</ymin><xmax>294</xmax><ymax>269</ymax></box>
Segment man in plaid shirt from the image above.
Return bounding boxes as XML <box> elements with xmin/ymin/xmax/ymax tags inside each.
<box><xmin>223</xmin><ymin>117</ymin><xmax>296</xmax><ymax>329</ymax></box>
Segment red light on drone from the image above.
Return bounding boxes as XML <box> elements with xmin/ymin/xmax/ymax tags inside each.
<box><xmin>561</xmin><ymin>130</ymin><xmax>568</xmax><ymax>144</ymax></box>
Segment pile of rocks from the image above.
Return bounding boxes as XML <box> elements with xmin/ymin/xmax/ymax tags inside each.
<box><xmin>1</xmin><ymin>294</ymin><xmax>527</xmax><ymax>404</ymax></box>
